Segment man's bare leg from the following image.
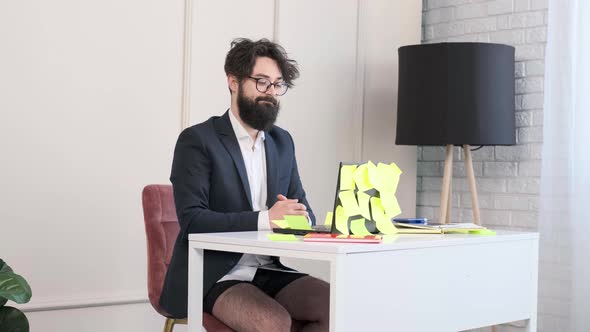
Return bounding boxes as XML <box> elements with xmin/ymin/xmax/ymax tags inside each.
<box><xmin>212</xmin><ymin>283</ymin><xmax>292</xmax><ymax>332</ymax></box>
<box><xmin>274</xmin><ymin>276</ymin><xmax>330</xmax><ymax>332</ymax></box>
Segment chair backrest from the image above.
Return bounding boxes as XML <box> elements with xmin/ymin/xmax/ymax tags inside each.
<box><xmin>142</xmin><ymin>184</ymin><xmax>234</xmax><ymax>331</ymax></box>
<box><xmin>142</xmin><ymin>184</ymin><xmax>179</xmax><ymax>317</ymax></box>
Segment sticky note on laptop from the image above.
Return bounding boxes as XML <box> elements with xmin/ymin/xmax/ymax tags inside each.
<box><xmin>272</xmin><ymin>219</ymin><xmax>289</xmax><ymax>228</ymax></box>
<box><xmin>267</xmin><ymin>234</ymin><xmax>299</xmax><ymax>241</ymax></box>
<box><xmin>284</xmin><ymin>215</ymin><xmax>312</xmax><ymax>230</ymax></box>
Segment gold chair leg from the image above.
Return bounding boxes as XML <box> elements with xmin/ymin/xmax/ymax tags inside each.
<box><xmin>163</xmin><ymin>318</ymin><xmax>175</xmax><ymax>332</ymax></box>
<box><xmin>164</xmin><ymin>318</ymin><xmax>187</xmax><ymax>332</ymax></box>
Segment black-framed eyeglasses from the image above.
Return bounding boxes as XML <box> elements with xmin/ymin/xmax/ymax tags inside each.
<box><xmin>247</xmin><ymin>76</ymin><xmax>289</xmax><ymax>96</ymax></box>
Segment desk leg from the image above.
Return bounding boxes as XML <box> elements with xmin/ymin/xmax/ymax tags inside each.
<box><xmin>526</xmin><ymin>240</ymin><xmax>539</xmax><ymax>332</ymax></box>
<box><xmin>329</xmin><ymin>255</ymin><xmax>349</xmax><ymax>332</ymax></box>
<box><xmin>525</xmin><ymin>319</ymin><xmax>537</xmax><ymax>332</ymax></box>
<box><xmin>188</xmin><ymin>246</ymin><xmax>204</xmax><ymax>332</ymax></box>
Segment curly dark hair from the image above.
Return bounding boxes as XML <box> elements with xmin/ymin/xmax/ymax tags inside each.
<box><xmin>224</xmin><ymin>38</ymin><xmax>299</xmax><ymax>87</ymax></box>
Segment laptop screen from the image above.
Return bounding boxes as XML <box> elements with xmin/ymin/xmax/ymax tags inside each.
<box><xmin>272</xmin><ymin>161</ymin><xmax>402</xmax><ymax>235</ymax></box>
<box><xmin>330</xmin><ymin>161</ymin><xmax>402</xmax><ymax>235</ymax></box>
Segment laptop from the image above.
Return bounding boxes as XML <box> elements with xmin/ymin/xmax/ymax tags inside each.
<box><xmin>272</xmin><ymin>162</ymin><xmax>372</xmax><ymax>235</ymax></box>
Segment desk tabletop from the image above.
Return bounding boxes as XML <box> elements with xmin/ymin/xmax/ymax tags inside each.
<box><xmin>188</xmin><ymin>230</ymin><xmax>538</xmax><ymax>254</ymax></box>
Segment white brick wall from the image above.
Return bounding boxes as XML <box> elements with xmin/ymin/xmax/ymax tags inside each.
<box><xmin>420</xmin><ymin>0</ymin><xmax>554</xmax><ymax>331</ymax></box>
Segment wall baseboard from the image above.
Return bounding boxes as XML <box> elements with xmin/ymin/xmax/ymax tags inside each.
<box><xmin>18</xmin><ymin>292</ymin><xmax>149</xmax><ymax>313</ymax></box>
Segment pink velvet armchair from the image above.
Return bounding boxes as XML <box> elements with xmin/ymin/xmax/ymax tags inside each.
<box><xmin>142</xmin><ymin>184</ymin><xmax>232</xmax><ymax>332</ymax></box>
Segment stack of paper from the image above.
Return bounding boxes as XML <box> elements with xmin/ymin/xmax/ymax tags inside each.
<box><xmin>392</xmin><ymin>222</ymin><xmax>495</xmax><ymax>235</ymax></box>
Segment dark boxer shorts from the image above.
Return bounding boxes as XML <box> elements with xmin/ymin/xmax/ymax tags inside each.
<box><xmin>203</xmin><ymin>268</ymin><xmax>308</xmax><ymax>314</ymax></box>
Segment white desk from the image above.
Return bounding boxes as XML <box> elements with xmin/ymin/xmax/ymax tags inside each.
<box><xmin>188</xmin><ymin>231</ymin><xmax>538</xmax><ymax>332</ymax></box>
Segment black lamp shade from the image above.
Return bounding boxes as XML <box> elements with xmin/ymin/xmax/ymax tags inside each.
<box><xmin>396</xmin><ymin>42</ymin><xmax>516</xmax><ymax>146</ymax></box>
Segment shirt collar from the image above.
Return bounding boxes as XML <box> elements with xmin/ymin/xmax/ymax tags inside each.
<box><xmin>229</xmin><ymin>108</ymin><xmax>265</xmax><ymax>142</ymax></box>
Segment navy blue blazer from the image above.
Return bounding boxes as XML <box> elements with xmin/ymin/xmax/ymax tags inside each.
<box><xmin>159</xmin><ymin>111</ymin><xmax>315</xmax><ymax>318</ymax></box>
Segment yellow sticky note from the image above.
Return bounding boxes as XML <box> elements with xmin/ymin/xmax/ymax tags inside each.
<box><xmin>367</xmin><ymin>161</ymin><xmax>380</xmax><ymax>189</ymax></box>
<box><xmin>350</xmin><ymin>218</ymin><xmax>372</xmax><ymax>236</ymax></box>
<box><xmin>390</xmin><ymin>162</ymin><xmax>402</xmax><ymax>176</ymax></box>
<box><xmin>370</xmin><ymin>197</ymin><xmax>398</xmax><ymax>235</ymax></box>
<box><xmin>324</xmin><ymin>211</ymin><xmax>334</xmax><ymax>226</ymax></box>
<box><xmin>272</xmin><ymin>220</ymin><xmax>289</xmax><ymax>228</ymax></box>
<box><xmin>357</xmin><ymin>192</ymin><xmax>372</xmax><ymax>220</ymax></box>
<box><xmin>339</xmin><ymin>190</ymin><xmax>361</xmax><ymax>216</ymax></box>
<box><xmin>335</xmin><ymin>205</ymin><xmax>349</xmax><ymax>235</ymax></box>
<box><xmin>353</xmin><ymin>164</ymin><xmax>372</xmax><ymax>192</ymax></box>
<box><xmin>370</xmin><ymin>197</ymin><xmax>388</xmax><ymax>223</ymax></box>
<box><xmin>375</xmin><ymin>163</ymin><xmax>391</xmax><ymax>191</ymax></box>
<box><xmin>284</xmin><ymin>215</ymin><xmax>312</xmax><ymax>230</ymax></box>
<box><xmin>375</xmin><ymin>219</ymin><xmax>399</xmax><ymax>235</ymax></box>
<box><xmin>267</xmin><ymin>234</ymin><xmax>299</xmax><ymax>241</ymax></box>
<box><xmin>382</xmin><ymin>234</ymin><xmax>399</xmax><ymax>243</ymax></box>
<box><xmin>340</xmin><ymin>165</ymin><xmax>357</xmax><ymax>191</ymax></box>
<box><xmin>376</xmin><ymin>162</ymin><xmax>402</xmax><ymax>193</ymax></box>
<box><xmin>380</xmin><ymin>191</ymin><xmax>402</xmax><ymax>219</ymax></box>
<box><xmin>469</xmin><ymin>229</ymin><xmax>496</xmax><ymax>236</ymax></box>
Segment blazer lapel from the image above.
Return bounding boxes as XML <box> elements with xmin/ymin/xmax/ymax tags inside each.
<box><xmin>264</xmin><ymin>133</ymin><xmax>280</xmax><ymax>208</ymax></box>
<box><xmin>215</xmin><ymin>111</ymin><xmax>253</xmax><ymax>210</ymax></box>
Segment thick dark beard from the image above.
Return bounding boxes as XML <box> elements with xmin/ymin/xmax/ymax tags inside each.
<box><xmin>237</xmin><ymin>85</ymin><xmax>280</xmax><ymax>131</ymax></box>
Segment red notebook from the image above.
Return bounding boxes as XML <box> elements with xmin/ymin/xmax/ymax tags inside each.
<box><xmin>303</xmin><ymin>233</ymin><xmax>382</xmax><ymax>243</ymax></box>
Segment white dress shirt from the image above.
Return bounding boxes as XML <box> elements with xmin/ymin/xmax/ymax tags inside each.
<box><xmin>217</xmin><ymin>110</ymin><xmax>274</xmax><ymax>282</ymax></box>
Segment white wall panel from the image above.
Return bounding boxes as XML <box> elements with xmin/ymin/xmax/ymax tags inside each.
<box><xmin>276</xmin><ymin>0</ymin><xmax>360</xmax><ymax>218</ymax></box>
<box><xmin>0</xmin><ymin>0</ymin><xmax>183</xmax><ymax>308</ymax></box>
<box><xmin>26</xmin><ymin>303</ymin><xmax>164</xmax><ymax>332</ymax></box>
<box><xmin>360</xmin><ymin>0</ymin><xmax>422</xmax><ymax>217</ymax></box>
<box><xmin>188</xmin><ymin>0</ymin><xmax>275</xmax><ymax>125</ymax></box>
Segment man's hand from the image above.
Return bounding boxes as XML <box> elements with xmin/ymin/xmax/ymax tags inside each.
<box><xmin>269</xmin><ymin>194</ymin><xmax>309</xmax><ymax>227</ymax></box>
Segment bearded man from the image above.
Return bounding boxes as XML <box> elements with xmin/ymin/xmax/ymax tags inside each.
<box><xmin>160</xmin><ymin>38</ymin><xmax>330</xmax><ymax>332</ymax></box>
